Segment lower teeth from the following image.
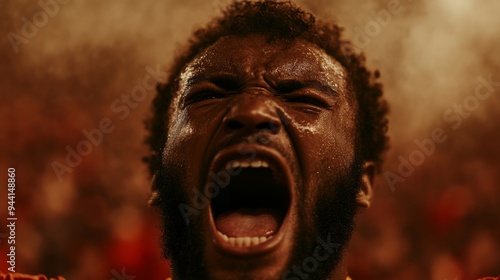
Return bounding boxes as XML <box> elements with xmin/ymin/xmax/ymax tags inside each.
<box><xmin>217</xmin><ymin>231</ymin><xmax>273</xmax><ymax>246</ymax></box>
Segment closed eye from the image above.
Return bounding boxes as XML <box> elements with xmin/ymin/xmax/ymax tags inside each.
<box><xmin>275</xmin><ymin>80</ymin><xmax>335</xmax><ymax>110</ymax></box>
<box><xmin>284</xmin><ymin>95</ymin><xmax>330</xmax><ymax>108</ymax></box>
<box><xmin>184</xmin><ymin>82</ymin><xmax>231</xmax><ymax>105</ymax></box>
<box><xmin>188</xmin><ymin>91</ymin><xmax>226</xmax><ymax>103</ymax></box>
<box><xmin>184</xmin><ymin>76</ymin><xmax>241</xmax><ymax>106</ymax></box>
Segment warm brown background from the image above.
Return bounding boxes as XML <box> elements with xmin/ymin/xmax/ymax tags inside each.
<box><xmin>1</xmin><ymin>0</ymin><xmax>499</xmax><ymax>279</ymax></box>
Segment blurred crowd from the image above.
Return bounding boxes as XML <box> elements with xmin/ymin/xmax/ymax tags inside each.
<box><xmin>1</xmin><ymin>0</ymin><xmax>499</xmax><ymax>279</ymax></box>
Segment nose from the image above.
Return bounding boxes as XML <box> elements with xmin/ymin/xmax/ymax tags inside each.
<box><xmin>223</xmin><ymin>95</ymin><xmax>282</xmax><ymax>135</ymax></box>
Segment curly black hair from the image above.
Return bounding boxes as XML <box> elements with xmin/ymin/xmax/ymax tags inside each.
<box><xmin>145</xmin><ymin>0</ymin><xmax>389</xmax><ymax>176</ymax></box>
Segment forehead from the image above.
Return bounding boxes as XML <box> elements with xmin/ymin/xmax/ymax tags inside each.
<box><xmin>179</xmin><ymin>35</ymin><xmax>348</xmax><ymax>89</ymax></box>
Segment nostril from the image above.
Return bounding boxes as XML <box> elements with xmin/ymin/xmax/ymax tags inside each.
<box><xmin>227</xmin><ymin>120</ymin><xmax>244</xmax><ymax>130</ymax></box>
<box><xmin>256</xmin><ymin>121</ymin><xmax>280</xmax><ymax>134</ymax></box>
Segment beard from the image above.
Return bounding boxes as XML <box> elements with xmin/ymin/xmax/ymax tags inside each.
<box><xmin>153</xmin><ymin>150</ymin><xmax>363</xmax><ymax>280</ymax></box>
<box><xmin>286</xmin><ymin>156</ymin><xmax>363</xmax><ymax>279</ymax></box>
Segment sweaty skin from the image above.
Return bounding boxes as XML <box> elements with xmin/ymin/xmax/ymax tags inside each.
<box><xmin>161</xmin><ymin>35</ymin><xmax>373</xmax><ymax>280</ymax></box>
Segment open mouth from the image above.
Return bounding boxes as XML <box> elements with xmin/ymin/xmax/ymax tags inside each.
<box><xmin>207</xmin><ymin>145</ymin><xmax>292</xmax><ymax>254</ymax></box>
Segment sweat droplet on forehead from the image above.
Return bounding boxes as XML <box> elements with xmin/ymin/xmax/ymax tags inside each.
<box><xmin>187</xmin><ymin>37</ymin><xmax>276</xmax><ymax>71</ymax></box>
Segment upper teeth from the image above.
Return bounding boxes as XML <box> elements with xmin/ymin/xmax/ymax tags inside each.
<box><xmin>225</xmin><ymin>159</ymin><xmax>270</xmax><ymax>170</ymax></box>
<box><xmin>217</xmin><ymin>231</ymin><xmax>273</xmax><ymax>246</ymax></box>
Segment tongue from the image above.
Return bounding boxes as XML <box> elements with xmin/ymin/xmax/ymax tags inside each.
<box><xmin>215</xmin><ymin>208</ymin><xmax>282</xmax><ymax>237</ymax></box>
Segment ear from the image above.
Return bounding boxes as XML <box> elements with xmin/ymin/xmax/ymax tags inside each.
<box><xmin>148</xmin><ymin>172</ymin><xmax>161</xmax><ymax>206</ymax></box>
<box><xmin>356</xmin><ymin>161</ymin><xmax>375</xmax><ymax>208</ymax></box>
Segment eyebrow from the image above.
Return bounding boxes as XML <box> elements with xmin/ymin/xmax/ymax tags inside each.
<box><xmin>187</xmin><ymin>73</ymin><xmax>241</xmax><ymax>89</ymax></box>
<box><xmin>186</xmin><ymin>74</ymin><xmax>338</xmax><ymax>96</ymax></box>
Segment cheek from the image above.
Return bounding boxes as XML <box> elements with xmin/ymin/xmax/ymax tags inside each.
<box><xmin>164</xmin><ymin>109</ymin><xmax>194</xmax><ymax>161</ymax></box>
<box><xmin>308</xmin><ymin>113</ymin><xmax>355</xmax><ymax>168</ymax></box>
<box><xmin>163</xmin><ymin>109</ymin><xmax>204</xmax><ymax>185</ymax></box>
<box><xmin>289</xmin><ymin>107</ymin><xmax>356</xmax><ymax>199</ymax></box>
<box><xmin>286</xmin><ymin>107</ymin><xmax>356</xmax><ymax>163</ymax></box>
<box><xmin>163</xmin><ymin>106</ymin><xmax>223</xmax><ymax>183</ymax></box>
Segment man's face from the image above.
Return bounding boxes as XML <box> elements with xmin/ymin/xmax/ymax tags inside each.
<box><xmin>158</xmin><ymin>35</ymin><xmax>370</xmax><ymax>279</ymax></box>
